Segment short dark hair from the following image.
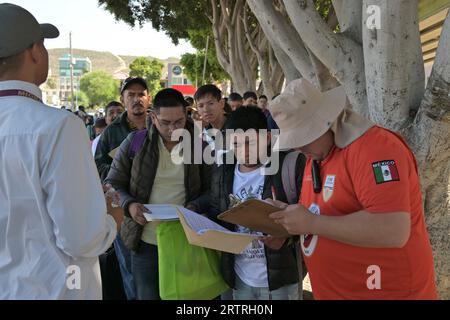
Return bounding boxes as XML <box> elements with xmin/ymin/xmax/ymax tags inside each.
<box><xmin>153</xmin><ymin>88</ymin><xmax>188</xmax><ymax>112</ymax></box>
<box><xmin>185</xmin><ymin>96</ymin><xmax>194</xmax><ymax>106</ymax></box>
<box><xmin>194</xmin><ymin>84</ymin><xmax>222</xmax><ymax>102</ymax></box>
<box><xmin>105</xmin><ymin>101</ymin><xmax>123</xmax><ymax>115</ymax></box>
<box><xmin>225</xmin><ymin>105</ymin><xmax>268</xmax><ymax>131</ymax></box>
<box><xmin>228</xmin><ymin>92</ymin><xmax>243</xmax><ymax>102</ymax></box>
<box><xmin>243</xmin><ymin>91</ymin><xmax>258</xmax><ymax>101</ymax></box>
<box><xmin>259</xmin><ymin>95</ymin><xmax>268</xmax><ymax>100</ymax></box>
<box><xmin>94</xmin><ymin>118</ymin><xmax>107</xmax><ymax>129</ymax></box>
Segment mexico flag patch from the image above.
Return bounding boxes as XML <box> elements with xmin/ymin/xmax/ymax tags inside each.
<box><xmin>372</xmin><ymin>160</ymin><xmax>400</xmax><ymax>184</ymax></box>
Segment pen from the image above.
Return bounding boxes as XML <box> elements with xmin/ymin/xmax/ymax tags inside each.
<box><xmin>271</xmin><ymin>185</ymin><xmax>277</xmax><ymax>201</ymax></box>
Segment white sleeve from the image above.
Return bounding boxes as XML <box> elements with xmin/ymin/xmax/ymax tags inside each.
<box><xmin>41</xmin><ymin>116</ymin><xmax>117</xmax><ymax>258</ymax></box>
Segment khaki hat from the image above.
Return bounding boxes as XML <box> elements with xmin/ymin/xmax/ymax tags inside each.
<box><xmin>0</xmin><ymin>3</ymin><xmax>59</xmax><ymax>58</ymax></box>
<box><xmin>269</xmin><ymin>79</ymin><xmax>347</xmax><ymax>151</ymax></box>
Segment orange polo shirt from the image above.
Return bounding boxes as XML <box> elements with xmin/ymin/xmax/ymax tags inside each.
<box><xmin>300</xmin><ymin>126</ymin><xmax>437</xmax><ymax>300</ymax></box>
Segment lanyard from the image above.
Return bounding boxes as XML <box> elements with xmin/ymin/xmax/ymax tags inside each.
<box><xmin>0</xmin><ymin>89</ymin><xmax>42</xmax><ymax>103</ymax></box>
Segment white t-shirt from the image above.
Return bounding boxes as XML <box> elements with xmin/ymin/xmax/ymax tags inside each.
<box><xmin>91</xmin><ymin>134</ymin><xmax>101</xmax><ymax>157</ymax></box>
<box><xmin>232</xmin><ymin>165</ymin><xmax>268</xmax><ymax>288</ymax></box>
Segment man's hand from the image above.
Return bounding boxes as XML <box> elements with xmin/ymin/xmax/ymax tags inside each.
<box><xmin>104</xmin><ymin>184</ymin><xmax>123</xmax><ymax>231</ymax></box>
<box><xmin>103</xmin><ymin>184</ymin><xmax>120</xmax><ymax>207</ymax></box>
<box><xmin>106</xmin><ymin>198</ymin><xmax>124</xmax><ymax>231</ymax></box>
<box><xmin>261</xmin><ymin>236</ymin><xmax>287</xmax><ymax>250</ymax></box>
<box><xmin>129</xmin><ymin>202</ymin><xmax>149</xmax><ymax>226</ymax></box>
<box><xmin>269</xmin><ymin>204</ymin><xmax>316</xmax><ymax>235</ymax></box>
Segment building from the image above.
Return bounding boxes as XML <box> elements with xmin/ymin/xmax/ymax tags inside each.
<box><xmin>166</xmin><ymin>63</ymin><xmax>197</xmax><ymax>97</ymax></box>
<box><xmin>40</xmin><ymin>68</ymin><xmax>60</xmax><ymax>107</ymax></box>
<box><xmin>58</xmin><ymin>54</ymin><xmax>92</xmax><ymax>104</ymax></box>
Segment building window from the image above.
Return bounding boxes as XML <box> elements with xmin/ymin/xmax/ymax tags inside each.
<box><xmin>172</xmin><ymin>77</ymin><xmax>183</xmax><ymax>85</ymax></box>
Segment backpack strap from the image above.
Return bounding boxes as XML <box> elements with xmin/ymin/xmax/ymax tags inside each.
<box><xmin>282</xmin><ymin>151</ymin><xmax>302</xmax><ymax>204</ymax></box>
<box><xmin>128</xmin><ymin>129</ymin><xmax>148</xmax><ymax>159</ymax></box>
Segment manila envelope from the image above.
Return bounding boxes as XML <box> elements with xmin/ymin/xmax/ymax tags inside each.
<box><xmin>177</xmin><ymin>211</ymin><xmax>259</xmax><ymax>254</ymax></box>
<box><xmin>108</xmin><ymin>147</ymin><xmax>119</xmax><ymax>159</ymax></box>
<box><xmin>218</xmin><ymin>199</ymin><xmax>290</xmax><ymax>237</ymax></box>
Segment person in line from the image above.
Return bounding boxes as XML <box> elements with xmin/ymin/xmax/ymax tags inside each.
<box><xmin>95</xmin><ymin>77</ymin><xmax>150</xmax><ymax>181</ymax></box>
<box><xmin>243</xmin><ymin>91</ymin><xmax>258</xmax><ymax>106</ymax></box>
<box><xmin>228</xmin><ymin>92</ymin><xmax>243</xmax><ymax>111</ymax></box>
<box><xmin>106</xmin><ymin>88</ymin><xmax>211</xmax><ymax>300</ymax></box>
<box><xmin>207</xmin><ymin>106</ymin><xmax>304</xmax><ymax>300</ymax></box>
<box><xmin>95</xmin><ymin>77</ymin><xmax>151</xmax><ymax>300</ymax></box>
<box><xmin>91</xmin><ymin>101</ymin><xmax>124</xmax><ymax>157</ymax></box>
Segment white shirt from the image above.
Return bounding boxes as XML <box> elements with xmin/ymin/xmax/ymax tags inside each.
<box><xmin>232</xmin><ymin>165</ymin><xmax>268</xmax><ymax>288</ymax></box>
<box><xmin>91</xmin><ymin>134</ymin><xmax>101</xmax><ymax>157</ymax></box>
<box><xmin>0</xmin><ymin>81</ymin><xmax>117</xmax><ymax>300</ymax></box>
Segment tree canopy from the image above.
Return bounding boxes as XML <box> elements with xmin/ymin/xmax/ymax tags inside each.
<box><xmin>129</xmin><ymin>57</ymin><xmax>164</xmax><ymax>97</ymax></box>
<box><xmin>79</xmin><ymin>71</ymin><xmax>119</xmax><ymax>107</ymax></box>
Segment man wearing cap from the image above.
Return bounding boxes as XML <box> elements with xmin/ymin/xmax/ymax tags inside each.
<box><xmin>95</xmin><ymin>77</ymin><xmax>151</xmax><ymax>182</ymax></box>
<box><xmin>105</xmin><ymin>88</ymin><xmax>211</xmax><ymax>300</ymax></box>
<box><xmin>0</xmin><ymin>4</ymin><xmax>117</xmax><ymax>299</ymax></box>
<box><xmin>267</xmin><ymin>79</ymin><xmax>437</xmax><ymax>300</ymax></box>
<box><xmin>94</xmin><ymin>77</ymin><xmax>150</xmax><ymax>300</ymax></box>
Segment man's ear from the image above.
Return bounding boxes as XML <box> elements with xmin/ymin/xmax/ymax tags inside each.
<box><xmin>120</xmin><ymin>95</ymin><xmax>124</xmax><ymax>105</ymax></box>
<box><xmin>220</xmin><ymin>98</ymin><xmax>225</xmax><ymax>110</ymax></box>
<box><xmin>29</xmin><ymin>41</ymin><xmax>42</xmax><ymax>65</ymax></box>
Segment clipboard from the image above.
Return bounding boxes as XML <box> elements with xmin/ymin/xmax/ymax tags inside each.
<box><xmin>176</xmin><ymin>208</ymin><xmax>259</xmax><ymax>254</ymax></box>
<box><xmin>217</xmin><ymin>199</ymin><xmax>290</xmax><ymax>237</ymax></box>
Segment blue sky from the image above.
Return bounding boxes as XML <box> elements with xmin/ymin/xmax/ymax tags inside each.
<box><xmin>7</xmin><ymin>0</ymin><xmax>196</xmax><ymax>59</ymax></box>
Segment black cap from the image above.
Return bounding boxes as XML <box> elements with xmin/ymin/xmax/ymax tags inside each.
<box><xmin>94</xmin><ymin>118</ymin><xmax>107</xmax><ymax>129</ymax></box>
<box><xmin>154</xmin><ymin>88</ymin><xmax>189</xmax><ymax>108</ymax></box>
<box><xmin>120</xmin><ymin>77</ymin><xmax>148</xmax><ymax>94</ymax></box>
<box><xmin>0</xmin><ymin>3</ymin><xmax>59</xmax><ymax>58</ymax></box>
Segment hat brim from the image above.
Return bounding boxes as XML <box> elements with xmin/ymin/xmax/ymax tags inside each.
<box><xmin>121</xmin><ymin>78</ymin><xmax>149</xmax><ymax>94</ymax></box>
<box><xmin>40</xmin><ymin>24</ymin><xmax>59</xmax><ymax>39</ymax></box>
<box><xmin>273</xmin><ymin>85</ymin><xmax>347</xmax><ymax>151</ymax></box>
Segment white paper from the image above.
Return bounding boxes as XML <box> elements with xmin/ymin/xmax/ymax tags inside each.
<box><xmin>178</xmin><ymin>207</ymin><xmax>244</xmax><ymax>235</ymax></box>
<box><xmin>143</xmin><ymin>204</ymin><xmax>181</xmax><ymax>221</ymax></box>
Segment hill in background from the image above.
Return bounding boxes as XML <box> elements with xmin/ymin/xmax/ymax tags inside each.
<box><xmin>48</xmin><ymin>48</ymin><xmax>181</xmax><ymax>79</ymax></box>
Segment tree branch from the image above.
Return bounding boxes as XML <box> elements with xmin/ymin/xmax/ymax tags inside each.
<box><xmin>282</xmin><ymin>0</ymin><xmax>367</xmax><ymax>114</ymax></box>
<box><xmin>210</xmin><ymin>0</ymin><xmax>230</xmax><ymax>68</ymax></box>
<box><xmin>332</xmin><ymin>0</ymin><xmax>363</xmax><ymax>44</ymax></box>
<box><xmin>242</xmin><ymin>7</ymin><xmax>261</xmax><ymax>57</ymax></box>
<box><xmin>282</xmin><ymin>0</ymin><xmax>362</xmax><ymax>82</ymax></box>
<box><xmin>247</xmin><ymin>0</ymin><xmax>316</xmax><ymax>85</ymax></box>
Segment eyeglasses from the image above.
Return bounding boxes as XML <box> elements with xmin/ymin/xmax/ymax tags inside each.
<box><xmin>152</xmin><ymin>114</ymin><xmax>186</xmax><ymax>130</ymax></box>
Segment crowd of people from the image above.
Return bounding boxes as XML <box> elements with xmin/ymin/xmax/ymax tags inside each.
<box><xmin>0</xmin><ymin>4</ymin><xmax>439</xmax><ymax>300</ymax></box>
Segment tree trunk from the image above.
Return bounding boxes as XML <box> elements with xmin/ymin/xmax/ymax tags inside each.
<box><xmin>362</xmin><ymin>0</ymin><xmax>425</xmax><ymax>130</ymax></box>
<box><xmin>405</xmin><ymin>12</ymin><xmax>450</xmax><ymax>299</ymax></box>
<box><xmin>249</xmin><ymin>0</ymin><xmax>450</xmax><ymax>298</ymax></box>
<box><xmin>209</xmin><ymin>0</ymin><xmax>256</xmax><ymax>94</ymax></box>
